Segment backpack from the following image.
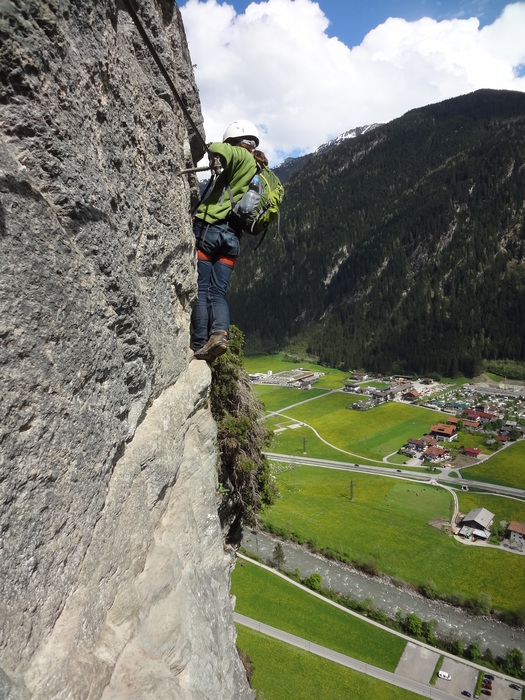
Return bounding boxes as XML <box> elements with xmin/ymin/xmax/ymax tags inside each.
<box><xmin>228</xmin><ymin>163</ymin><xmax>284</xmax><ymax>238</ymax></box>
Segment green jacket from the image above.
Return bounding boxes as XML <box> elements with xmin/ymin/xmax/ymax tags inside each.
<box><xmin>195</xmin><ymin>142</ymin><xmax>257</xmax><ymax>224</ymax></box>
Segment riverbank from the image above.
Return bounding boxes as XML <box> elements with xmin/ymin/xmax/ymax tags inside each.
<box><xmin>241</xmin><ymin>529</ymin><xmax>525</xmax><ymax>659</ymax></box>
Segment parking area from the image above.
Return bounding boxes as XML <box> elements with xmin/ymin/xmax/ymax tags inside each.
<box><xmin>395</xmin><ymin>643</ymin><xmax>523</xmax><ymax>699</ymax></box>
<box><xmin>483</xmin><ymin>676</ymin><xmax>523</xmax><ymax>700</ymax></box>
<box><xmin>457</xmin><ymin>671</ymin><xmax>523</xmax><ymax>700</ymax></box>
<box><xmin>395</xmin><ymin>642</ymin><xmax>440</xmax><ymax>684</ymax></box>
<box><xmin>438</xmin><ymin>657</ymin><xmax>477</xmax><ymax>696</ymax></box>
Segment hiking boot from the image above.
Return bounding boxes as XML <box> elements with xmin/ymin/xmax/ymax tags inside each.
<box><xmin>193</xmin><ymin>331</ymin><xmax>228</xmax><ymax>361</ymax></box>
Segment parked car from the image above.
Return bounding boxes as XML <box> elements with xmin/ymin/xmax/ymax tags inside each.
<box><xmin>484</xmin><ymin>674</ymin><xmax>494</xmax><ymax>681</ymax></box>
<box><xmin>438</xmin><ymin>670</ymin><xmax>451</xmax><ymax>680</ymax></box>
<box><xmin>509</xmin><ymin>684</ymin><xmax>521</xmax><ymax>691</ymax></box>
<box><xmin>461</xmin><ymin>692</ymin><xmax>472</xmax><ymax>698</ymax></box>
<box><xmin>481</xmin><ymin>691</ymin><xmax>491</xmax><ymax>697</ymax></box>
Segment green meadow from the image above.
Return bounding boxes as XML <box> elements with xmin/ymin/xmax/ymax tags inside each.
<box><xmin>232</xmin><ymin>558</ymin><xmax>406</xmax><ymax>670</ymax></box>
<box><xmin>461</xmin><ymin>440</ymin><xmax>525</xmax><ymax>490</ymax></box>
<box><xmin>253</xmin><ymin>384</ymin><xmax>330</xmax><ymax>413</ymax></box>
<box><xmin>243</xmin><ymin>355</ymin><xmax>525</xmax><ymax>612</ymax></box>
<box><xmin>271</xmin><ymin>421</ymin><xmax>381</xmax><ymax>465</ymax></box>
<box><xmin>260</xmin><ymin>466</ymin><xmax>525</xmax><ymax>613</ymax></box>
<box><xmin>236</xmin><ymin>626</ymin><xmax>424</xmax><ymax>700</ymax></box>
<box><xmin>267</xmin><ymin>391</ymin><xmax>444</xmax><ymax>461</ymax></box>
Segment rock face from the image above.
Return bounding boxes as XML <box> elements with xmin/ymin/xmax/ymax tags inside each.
<box><xmin>0</xmin><ymin>1</ymin><xmax>252</xmax><ymax>698</ymax></box>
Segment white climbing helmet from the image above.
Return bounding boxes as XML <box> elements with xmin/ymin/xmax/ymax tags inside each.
<box><xmin>222</xmin><ymin>120</ymin><xmax>259</xmax><ymax>146</ymax></box>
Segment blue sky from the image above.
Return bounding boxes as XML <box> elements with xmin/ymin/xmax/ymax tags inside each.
<box><xmin>227</xmin><ymin>0</ymin><xmax>511</xmax><ymax>45</ymax></box>
<box><xmin>179</xmin><ymin>0</ymin><xmax>525</xmax><ymax>164</ymax></box>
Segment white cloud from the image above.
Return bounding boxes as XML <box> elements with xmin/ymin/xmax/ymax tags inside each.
<box><xmin>180</xmin><ymin>0</ymin><xmax>525</xmax><ymax>165</ymax></box>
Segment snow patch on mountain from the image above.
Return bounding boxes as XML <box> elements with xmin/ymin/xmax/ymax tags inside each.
<box><xmin>316</xmin><ymin>124</ymin><xmax>382</xmax><ymax>154</ymax></box>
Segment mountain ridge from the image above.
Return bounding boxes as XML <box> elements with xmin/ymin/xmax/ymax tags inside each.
<box><xmin>314</xmin><ymin>123</ymin><xmax>382</xmax><ymax>153</ymax></box>
<box><xmin>274</xmin><ymin>123</ymin><xmax>382</xmax><ymax>183</ymax></box>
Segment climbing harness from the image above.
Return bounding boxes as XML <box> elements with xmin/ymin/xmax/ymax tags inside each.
<box><xmin>121</xmin><ymin>0</ymin><xmax>214</xmax><ymax>176</ymax></box>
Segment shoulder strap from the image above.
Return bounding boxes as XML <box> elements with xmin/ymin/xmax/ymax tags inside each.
<box><xmin>191</xmin><ymin>171</ymin><xmax>217</xmax><ymax>218</ymax></box>
<box><xmin>221</xmin><ymin>157</ymin><xmax>261</xmax><ymax>210</ymax></box>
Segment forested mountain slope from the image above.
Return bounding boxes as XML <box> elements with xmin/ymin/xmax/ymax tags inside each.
<box><xmin>229</xmin><ymin>89</ymin><xmax>525</xmax><ymax>376</ymax></box>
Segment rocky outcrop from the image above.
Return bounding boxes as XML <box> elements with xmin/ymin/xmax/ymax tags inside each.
<box><xmin>0</xmin><ymin>1</ymin><xmax>252</xmax><ymax>697</ymax></box>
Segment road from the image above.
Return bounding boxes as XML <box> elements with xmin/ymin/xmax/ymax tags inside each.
<box><xmin>265</xmin><ymin>451</ymin><xmax>525</xmax><ymax>501</ymax></box>
<box><xmin>235</xmin><ymin>612</ymin><xmax>459</xmax><ymax>699</ymax></box>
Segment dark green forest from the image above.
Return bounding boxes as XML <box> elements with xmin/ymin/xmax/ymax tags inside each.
<box><xmin>228</xmin><ymin>89</ymin><xmax>525</xmax><ymax>376</ymax></box>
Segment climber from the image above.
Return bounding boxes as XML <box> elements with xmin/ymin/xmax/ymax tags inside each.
<box><xmin>190</xmin><ymin>119</ymin><xmax>268</xmax><ymax>361</ymax></box>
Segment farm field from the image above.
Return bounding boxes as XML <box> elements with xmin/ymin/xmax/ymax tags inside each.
<box><xmin>462</xmin><ymin>440</ymin><xmax>525</xmax><ymax>490</ymax></box>
<box><xmin>260</xmin><ymin>466</ymin><xmax>525</xmax><ymax>613</ymax></box>
<box><xmin>270</xmin><ymin>420</ymin><xmax>386</xmax><ymax>466</ymax></box>
<box><xmin>232</xmin><ymin>558</ymin><xmax>406</xmax><ymax>670</ymax></box>
<box><xmin>253</xmin><ymin>384</ymin><xmax>330</xmax><ymax>413</ymax></box>
<box><xmin>236</xmin><ymin>626</ymin><xmax>425</xmax><ymax>700</ymax></box>
<box><xmin>265</xmin><ymin>391</ymin><xmax>444</xmax><ymax>461</ymax></box>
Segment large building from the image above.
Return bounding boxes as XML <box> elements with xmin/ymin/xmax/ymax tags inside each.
<box><xmin>430</xmin><ymin>423</ymin><xmax>458</xmax><ymax>442</ymax></box>
<box><xmin>458</xmin><ymin>508</ymin><xmax>494</xmax><ymax>540</ymax></box>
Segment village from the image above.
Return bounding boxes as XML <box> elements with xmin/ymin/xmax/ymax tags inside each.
<box><xmin>251</xmin><ymin>367</ymin><xmax>525</xmax><ymax>438</ymax></box>
<box><xmin>250</xmin><ymin>367</ymin><xmax>525</xmax><ymax>554</ymax></box>
<box><xmin>348</xmin><ymin>376</ymin><xmax>525</xmax><ymax>550</ymax></box>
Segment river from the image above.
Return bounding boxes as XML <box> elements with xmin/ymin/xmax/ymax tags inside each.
<box><xmin>241</xmin><ymin>529</ymin><xmax>525</xmax><ymax>658</ymax></box>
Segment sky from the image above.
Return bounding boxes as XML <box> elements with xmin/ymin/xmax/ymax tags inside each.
<box><xmin>178</xmin><ymin>0</ymin><xmax>525</xmax><ymax>165</ymax></box>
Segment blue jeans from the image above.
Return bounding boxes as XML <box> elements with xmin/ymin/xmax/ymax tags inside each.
<box><xmin>190</xmin><ymin>219</ymin><xmax>240</xmax><ymax>350</ymax></box>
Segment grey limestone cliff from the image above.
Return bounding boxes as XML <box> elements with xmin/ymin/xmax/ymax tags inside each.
<box><xmin>0</xmin><ymin>1</ymin><xmax>252</xmax><ymax>697</ymax></box>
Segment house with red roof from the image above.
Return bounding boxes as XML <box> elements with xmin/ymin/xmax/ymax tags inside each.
<box><xmin>463</xmin><ymin>418</ymin><xmax>481</xmax><ymax>429</ymax></box>
<box><xmin>508</xmin><ymin>521</ymin><xmax>525</xmax><ymax>547</ymax></box>
<box><xmin>430</xmin><ymin>423</ymin><xmax>458</xmax><ymax>442</ymax></box>
<box><xmin>403</xmin><ymin>389</ymin><xmax>419</xmax><ymax>401</ymax></box>
<box><xmin>463</xmin><ymin>408</ymin><xmax>496</xmax><ymax>424</ymax></box>
<box><xmin>423</xmin><ymin>445</ymin><xmax>450</xmax><ymax>462</ymax></box>
<box><xmin>463</xmin><ymin>447</ymin><xmax>481</xmax><ymax>459</ymax></box>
